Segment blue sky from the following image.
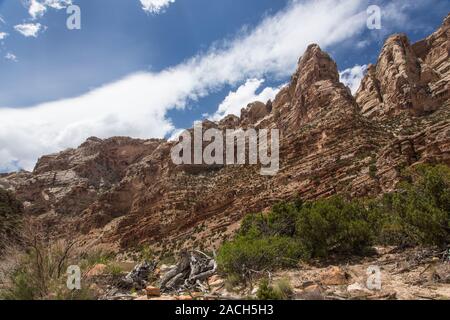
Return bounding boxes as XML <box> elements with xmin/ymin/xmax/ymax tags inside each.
<box><xmin>0</xmin><ymin>0</ymin><xmax>449</xmax><ymax>172</ymax></box>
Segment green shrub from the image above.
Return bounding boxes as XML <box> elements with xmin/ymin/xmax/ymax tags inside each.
<box><xmin>218</xmin><ymin>164</ymin><xmax>450</xmax><ymax>281</ymax></box>
<box><xmin>238</xmin><ymin>213</ymin><xmax>268</xmax><ymax>238</ymax></box>
<box><xmin>217</xmin><ymin>236</ymin><xmax>305</xmax><ymax>278</ymax></box>
<box><xmin>295</xmin><ymin>196</ymin><xmax>374</xmax><ymax>257</ymax></box>
<box><xmin>0</xmin><ymin>189</ymin><xmax>23</xmax><ymax>253</ymax></box>
<box><xmin>2</xmin><ymin>267</ymin><xmax>37</xmax><ymax>300</ymax></box>
<box><xmin>369</xmin><ymin>164</ymin><xmax>377</xmax><ymax>178</ymax></box>
<box><xmin>105</xmin><ymin>263</ymin><xmax>124</xmax><ymax>276</ymax></box>
<box><xmin>408</xmin><ymin>164</ymin><xmax>450</xmax><ymax>213</ymax></box>
<box><xmin>256</xmin><ymin>278</ymin><xmax>289</xmax><ymax>300</ymax></box>
<box><xmin>0</xmin><ymin>189</ymin><xmax>22</xmax><ymax>217</ymax></box>
<box><xmin>373</xmin><ymin>164</ymin><xmax>450</xmax><ymax>246</ymax></box>
<box><xmin>140</xmin><ymin>244</ymin><xmax>155</xmax><ymax>262</ymax></box>
<box><xmin>1</xmin><ymin>239</ymin><xmax>95</xmax><ymax>300</ymax></box>
<box><xmin>268</xmin><ymin>202</ymin><xmax>301</xmax><ymax>237</ymax></box>
<box><xmin>79</xmin><ymin>248</ymin><xmax>115</xmax><ymax>270</ymax></box>
<box><xmin>272</xmin><ymin>278</ymin><xmax>293</xmax><ymax>300</ymax></box>
<box><xmin>239</xmin><ymin>201</ymin><xmax>303</xmax><ymax>239</ymax></box>
<box><xmin>256</xmin><ymin>279</ymin><xmax>278</xmax><ymax>300</ymax></box>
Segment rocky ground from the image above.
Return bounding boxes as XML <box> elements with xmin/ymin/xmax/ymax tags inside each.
<box><xmin>82</xmin><ymin>246</ymin><xmax>450</xmax><ymax>301</ymax></box>
<box><xmin>276</xmin><ymin>246</ymin><xmax>450</xmax><ymax>300</ymax></box>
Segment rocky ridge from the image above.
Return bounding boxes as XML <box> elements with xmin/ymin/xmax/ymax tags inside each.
<box><xmin>1</xmin><ymin>15</ymin><xmax>449</xmax><ymax>256</ymax></box>
<box><xmin>356</xmin><ymin>14</ymin><xmax>450</xmax><ymax>117</ymax></box>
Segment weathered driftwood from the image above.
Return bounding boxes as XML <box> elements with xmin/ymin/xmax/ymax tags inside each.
<box><xmin>120</xmin><ymin>261</ymin><xmax>157</xmax><ymax>290</ymax></box>
<box><xmin>161</xmin><ymin>250</ymin><xmax>217</xmax><ymax>292</ymax></box>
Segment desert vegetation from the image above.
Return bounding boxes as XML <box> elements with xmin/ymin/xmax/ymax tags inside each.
<box><xmin>0</xmin><ymin>223</ymin><xmax>123</xmax><ymax>300</ymax></box>
<box><xmin>0</xmin><ymin>189</ymin><xmax>23</xmax><ymax>255</ymax></box>
<box><xmin>0</xmin><ymin>234</ymin><xmax>94</xmax><ymax>300</ymax></box>
<box><xmin>217</xmin><ymin>164</ymin><xmax>450</xmax><ymax>280</ymax></box>
<box><xmin>1</xmin><ymin>164</ymin><xmax>449</xmax><ymax>300</ymax></box>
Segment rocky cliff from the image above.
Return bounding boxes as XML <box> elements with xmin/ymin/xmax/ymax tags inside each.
<box><xmin>356</xmin><ymin>14</ymin><xmax>450</xmax><ymax>118</ymax></box>
<box><xmin>1</xmin><ymin>15</ymin><xmax>449</xmax><ymax>255</ymax></box>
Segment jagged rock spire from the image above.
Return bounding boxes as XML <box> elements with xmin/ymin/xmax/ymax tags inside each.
<box><xmin>356</xmin><ymin>14</ymin><xmax>450</xmax><ymax>118</ymax></box>
<box><xmin>294</xmin><ymin>44</ymin><xmax>340</xmax><ymax>86</ymax></box>
<box><xmin>272</xmin><ymin>43</ymin><xmax>357</xmax><ymax>128</ymax></box>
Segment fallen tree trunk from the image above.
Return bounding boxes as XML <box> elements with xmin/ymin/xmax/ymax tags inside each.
<box><xmin>161</xmin><ymin>250</ymin><xmax>217</xmax><ymax>292</ymax></box>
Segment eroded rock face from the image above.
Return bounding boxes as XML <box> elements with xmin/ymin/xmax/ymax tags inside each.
<box><xmin>275</xmin><ymin>44</ymin><xmax>357</xmax><ymax>128</ymax></box>
<box><xmin>0</xmin><ymin>137</ymin><xmax>163</xmax><ymax>217</ymax></box>
<box><xmin>240</xmin><ymin>101</ymin><xmax>271</xmax><ymax>126</ymax></box>
<box><xmin>356</xmin><ymin>15</ymin><xmax>450</xmax><ymax>118</ymax></box>
<box><xmin>2</xmin><ymin>16</ymin><xmax>450</xmax><ymax>252</ymax></box>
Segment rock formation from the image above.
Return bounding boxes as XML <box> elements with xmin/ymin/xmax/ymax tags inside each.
<box><xmin>1</xmin><ymin>15</ymin><xmax>450</xmax><ymax>255</ymax></box>
<box><xmin>356</xmin><ymin>14</ymin><xmax>450</xmax><ymax>118</ymax></box>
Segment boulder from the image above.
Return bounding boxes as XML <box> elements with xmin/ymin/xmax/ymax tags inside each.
<box><xmin>296</xmin><ymin>284</ymin><xmax>324</xmax><ymax>300</ymax></box>
<box><xmin>145</xmin><ymin>286</ymin><xmax>161</xmax><ymax>297</ymax></box>
<box><xmin>320</xmin><ymin>266</ymin><xmax>351</xmax><ymax>286</ymax></box>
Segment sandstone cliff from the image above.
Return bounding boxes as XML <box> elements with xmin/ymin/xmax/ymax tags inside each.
<box><xmin>1</xmin><ymin>15</ymin><xmax>449</xmax><ymax>255</ymax></box>
<box><xmin>356</xmin><ymin>14</ymin><xmax>450</xmax><ymax>118</ymax></box>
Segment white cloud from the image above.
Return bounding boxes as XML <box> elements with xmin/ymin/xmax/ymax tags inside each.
<box><xmin>211</xmin><ymin>79</ymin><xmax>283</xmax><ymax>121</ymax></box>
<box><xmin>0</xmin><ymin>149</ymin><xmax>20</xmax><ymax>173</ymax></box>
<box><xmin>339</xmin><ymin>64</ymin><xmax>367</xmax><ymax>94</ymax></box>
<box><xmin>0</xmin><ymin>32</ymin><xmax>8</xmax><ymax>40</ymax></box>
<box><xmin>14</xmin><ymin>23</ymin><xmax>43</xmax><ymax>37</ymax></box>
<box><xmin>140</xmin><ymin>0</ymin><xmax>175</xmax><ymax>14</ymax></box>
<box><xmin>0</xmin><ymin>73</ymin><xmax>175</xmax><ymax>170</ymax></box>
<box><xmin>168</xmin><ymin>128</ymin><xmax>187</xmax><ymax>142</ymax></box>
<box><xmin>4</xmin><ymin>53</ymin><xmax>18</xmax><ymax>62</ymax></box>
<box><xmin>43</xmin><ymin>0</ymin><xmax>72</xmax><ymax>10</ymax></box>
<box><xmin>28</xmin><ymin>0</ymin><xmax>47</xmax><ymax>19</ymax></box>
<box><xmin>1</xmin><ymin>0</ymin><xmax>401</xmax><ymax>171</ymax></box>
<box><xmin>25</xmin><ymin>0</ymin><xmax>72</xmax><ymax>19</ymax></box>
<box><xmin>356</xmin><ymin>40</ymin><xmax>370</xmax><ymax>49</ymax></box>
